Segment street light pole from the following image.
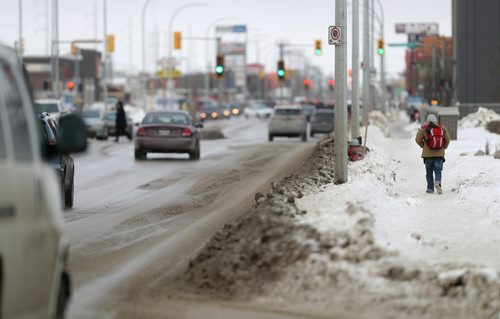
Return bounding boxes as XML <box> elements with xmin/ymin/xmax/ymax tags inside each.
<box><xmin>362</xmin><ymin>0</ymin><xmax>370</xmax><ymax>125</ymax></box>
<box><xmin>141</xmin><ymin>0</ymin><xmax>153</xmax><ymax>110</ymax></box>
<box><xmin>375</xmin><ymin>0</ymin><xmax>386</xmax><ymax>114</ymax></box>
<box><xmin>166</xmin><ymin>3</ymin><xmax>207</xmax><ymax>110</ymax></box>
<box><xmin>351</xmin><ymin>0</ymin><xmax>360</xmax><ymax>140</ymax></box>
<box><xmin>334</xmin><ymin>0</ymin><xmax>348</xmax><ymax>184</ymax></box>
<box><xmin>103</xmin><ymin>0</ymin><xmax>108</xmax><ymax>113</ymax></box>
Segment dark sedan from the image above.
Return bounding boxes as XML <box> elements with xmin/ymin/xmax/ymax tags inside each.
<box><xmin>310</xmin><ymin>109</ymin><xmax>335</xmax><ymax>137</ymax></box>
<box><xmin>38</xmin><ymin>112</ymin><xmax>75</xmax><ymax>208</ymax></box>
<box><xmin>134</xmin><ymin>111</ymin><xmax>203</xmax><ymax>160</ymax></box>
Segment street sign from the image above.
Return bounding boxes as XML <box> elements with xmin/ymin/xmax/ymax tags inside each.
<box><xmin>395</xmin><ymin>23</ymin><xmax>439</xmax><ymax>35</ymax></box>
<box><xmin>328</xmin><ymin>26</ymin><xmax>342</xmax><ymax>45</ymax></box>
<box><xmin>216</xmin><ymin>25</ymin><xmax>247</xmax><ymax>33</ymax></box>
<box><xmin>408</xmin><ymin>33</ymin><xmax>424</xmax><ymax>44</ymax></box>
<box><xmin>387</xmin><ymin>42</ymin><xmax>421</xmax><ymax>48</ymax></box>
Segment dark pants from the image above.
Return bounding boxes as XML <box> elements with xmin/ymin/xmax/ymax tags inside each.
<box><xmin>424</xmin><ymin>158</ymin><xmax>443</xmax><ymax>191</ymax></box>
<box><xmin>115</xmin><ymin>127</ymin><xmax>131</xmax><ymax>141</ymax></box>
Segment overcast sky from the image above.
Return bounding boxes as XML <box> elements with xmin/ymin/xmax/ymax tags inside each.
<box><xmin>1</xmin><ymin>0</ymin><xmax>451</xmax><ymax>80</ymax></box>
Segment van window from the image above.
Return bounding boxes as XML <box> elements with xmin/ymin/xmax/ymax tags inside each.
<box><xmin>0</xmin><ymin>61</ymin><xmax>33</xmax><ymax>161</ymax></box>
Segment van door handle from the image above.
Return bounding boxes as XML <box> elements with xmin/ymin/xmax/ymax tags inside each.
<box><xmin>0</xmin><ymin>205</ymin><xmax>15</xmax><ymax>218</ymax></box>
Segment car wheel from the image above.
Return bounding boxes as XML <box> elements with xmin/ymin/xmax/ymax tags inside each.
<box><xmin>135</xmin><ymin>149</ymin><xmax>146</xmax><ymax>160</ymax></box>
<box><xmin>64</xmin><ymin>179</ymin><xmax>74</xmax><ymax>209</ymax></box>
<box><xmin>302</xmin><ymin>133</ymin><xmax>307</xmax><ymax>142</ymax></box>
<box><xmin>310</xmin><ymin>131</ymin><xmax>315</xmax><ymax>137</ymax></box>
<box><xmin>55</xmin><ymin>272</ymin><xmax>70</xmax><ymax>319</ymax></box>
<box><xmin>189</xmin><ymin>143</ymin><xmax>200</xmax><ymax>160</ymax></box>
<box><xmin>268</xmin><ymin>134</ymin><xmax>273</xmax><ymax>142</ymax></box>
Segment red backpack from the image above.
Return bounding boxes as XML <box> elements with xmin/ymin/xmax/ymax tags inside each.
<box><xmin>424</xmin><ymin>125</ymin><xmax>445</xmax><ymax>149</ymax></box>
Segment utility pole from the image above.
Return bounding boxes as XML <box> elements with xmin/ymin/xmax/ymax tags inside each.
<box><xmin>51</xmin><ymin>0</ymin><xmax>60</xmax><ymax>99</ymax></box>
<box><xmin>103</xmin><ymin>0</ymin><xmax>108</xmax><ymax>113</ymax></box>
<box><xmin>334</xmin><ymin>0</ymin><xmax>348</xmax><ymax>184</ymax></box>
<box><xmin>351</xmin><ymin>0</ymin><xmax>360</xmax><ymax>140</ymax></box>
<box><xmin>362</xmin><ymin>0</ymin><xmax>370</xmax><ymax>125</ymax></box>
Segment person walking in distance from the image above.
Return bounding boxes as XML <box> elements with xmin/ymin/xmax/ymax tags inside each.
<box><xmin>415</xmin><ymin>114</ymin><xmax>451</xmax><ymax>194</ymax></box>
<box><xmin>115</xmin><ymin>101</ymin><xmax>132</xmax><ymax>142</ymax></box>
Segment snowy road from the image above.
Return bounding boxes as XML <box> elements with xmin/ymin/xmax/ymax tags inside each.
<box><xmin>64</xmin><ymin>117</ymin><xmax>317</xmax><ymax>318</ymax></box>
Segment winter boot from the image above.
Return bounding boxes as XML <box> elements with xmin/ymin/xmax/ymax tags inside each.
<box><xmin>435</xmin><ymin>182</ymin><xmax>442</xmax><ymax>194</ymax></box>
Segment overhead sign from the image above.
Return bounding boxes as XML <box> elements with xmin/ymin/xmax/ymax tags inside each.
<box><xmin>395</xmin><ymin>23</ymin><xmax>439</xmax><ymax>35</ymax></box>
<box><xmin>328</xmin><ymin>26</ymin><xmax>342</xmax><ymax>45</ymax></box>
<box><xmin>221</xmin><ymin>42</ymin><xmax>245</xmax><ymax>55</ymax></box>
<box><xmin>216</xmin><ymin>25</ymin><xmax>247</xmax><ymax>33</ymax></box>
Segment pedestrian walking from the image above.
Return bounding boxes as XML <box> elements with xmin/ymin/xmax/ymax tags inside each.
<box><xmin>115</xmin><ymin>101</ymin><xmax>132</xmax><ymax>142</ymax></box>
<box><xmin>415</xmin><ymin>114</ymin><xmax>451</xmax><ymax>194</ymax></box>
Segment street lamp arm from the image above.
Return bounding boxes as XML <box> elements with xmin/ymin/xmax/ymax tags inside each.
<box><xmin>168</xmin><ymin>3</ymin><xmax>207</xmax><ymax>57</ymax></box>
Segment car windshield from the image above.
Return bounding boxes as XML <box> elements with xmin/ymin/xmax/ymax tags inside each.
<box><xmin>104</xmin><ymin>113</ymin><xmax>116</xmax><ymax>121</ymax></box>
<box><xmin>143</xmin><ymin>113</ymin><xmax>189</xmax><ymax>125</ymax></box>
<box><xmin>35</xmin><ymin>103</ymin><xmax>59</xmax><ymax>113</ymax></box>
<box><xmin>275</xmin><ymin>109</ymin><xmax>302</xmax><ymax>116</ymax></box>
<box><xmin>202</xmin><ymin>106</ymin><xmax>218</xmax><ymax>112</ymax></box>
<box><xmin>313</xmin><ymin>111</ymin><xmax>334</xmax><ymax>120</ymax></box>
<box><xmin>302</xmin><ymin>105</ymin><xmax>315</xmax><ymax>110</ymax></box>
<box><xmin>82</xmin><ymin>110</ymin><xmax>100</xmax><ymax>118</ymax></box>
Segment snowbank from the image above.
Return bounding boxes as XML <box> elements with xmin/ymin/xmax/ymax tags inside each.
<box><xmin>181</xmin><ymin>123</ymin><xmax>500</xmax><ymax>318</ymax></box>
<box><xmin>458</xmin><ymin>107</ymin><xmax>500</xmax><ymax>128</ymax></box>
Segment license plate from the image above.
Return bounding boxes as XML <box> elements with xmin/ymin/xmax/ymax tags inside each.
<box><xmin>158</xmin><ymin>130</ymin><xmax>171</xmax><ymax>136</ymax></box>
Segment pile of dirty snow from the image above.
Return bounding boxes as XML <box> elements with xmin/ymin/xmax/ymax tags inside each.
<box><xmin>180</xmin><ymin>123</ymin><xmax>500</xmax><ymax>318</ymax></box>
<box><xmin>458</xmin><ymin>107</ymin><xmax>500</xmax><ymax>128</ymax></box>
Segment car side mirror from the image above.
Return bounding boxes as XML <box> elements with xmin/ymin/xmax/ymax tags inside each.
<box><xmin>57</xmin><ymin>114</ymin><xmax>87</xmax><ymax>153</ymax></box>
<box><xmin>195</xmin><ymin>122</ymin><xmax>204</xmax><ymax>129</ymax></box>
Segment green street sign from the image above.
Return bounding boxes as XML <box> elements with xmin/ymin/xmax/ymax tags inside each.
<box><xmin>388</xmin><ymin>42</ymin><xmax>421</xmax><ymax>48</ymax></box>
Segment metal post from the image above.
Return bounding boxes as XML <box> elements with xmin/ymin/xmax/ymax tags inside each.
<box><xmin>75</xmin><ymin>46</ymin><xmax>80</xmax><ymax>97</ymax></box>
<box><xmin>18</xmin><ymin>0</ymin><xmax>23</xmax><ymax>59</ymax></box>
<box><xmin>351</xmin><ymin>0</ymin><xmax>360</xmax><ymax>140</ymax></box>
<box><xmin>279</xmin><ymin>42</ymin><xmax>284</xmax><ymax>103</ymax></box>
<box><xmin>375</xmin><ymin>0</ymin><xmax>386</xmax><ymax>114</ymax></box>
<box><xmin>141</xmin><ymin>0</ymin><xmax>153</xmax><ymax>110</ymax></box>
<box><xmin>362</xmin><ymin>0</ymin><xmax>370</xmax><ymax>124</ymax></box>
<box><xmin>217</xmin><ymin>37</ymin><xmax>223</xmax><ymax>108</ymax></box>
<box><xmin>370</xmin><ymin>0</ymin><xmax>375</xmax><ymax>110</ymax></box>
<box><xmin>103</xmin><ymin>0</ymin><xmax>108</xmax><ymax>113</ymax></box>
<box><xmin>440</xmin><ymin>39</ymin><xmax>446</xmax><ymax>104</ymax></box>
<box><xmin>52</xmin><ymin>0</ymin><xmax>60</xmax><ymax>99</ymax></box>
<box><xmin>432</xmin><ymin>44</ymin><xmax>436</xmax><ymax>99</ymax></box>
<box><xmin>334</xmin><ymin>0</ymin><xmax>348</xmax><ymax>184</ymax></box>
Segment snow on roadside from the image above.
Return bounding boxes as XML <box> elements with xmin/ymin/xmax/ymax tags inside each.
<box><xmin>458</xmin><ymin>107</ymin><xmax>500</xmax><ymax>128</ymax></box>
<box><xmin>181</xmin><ymin>111</ymin><xmax>500</xmax><ymax>318</ymax></box>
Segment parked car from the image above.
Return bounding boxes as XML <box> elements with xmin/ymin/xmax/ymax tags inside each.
<box><xmin>34</xmin><ymin>99</ymin><xmax>67</xmax><ymax>121</ymax></box>
<box><xmin>301</xmin><ymin>104</ymin><xmax>316</xmax><ymax>121</ymax></box>
<box><xmin>104</xmin><ymin>111</ymin><xmax>133</xmax><ymax>138</ymax></box>
<box><xmin>0</xmin><ymin>43</ymin><xmax>87</xmax><ymax>319</ymax></box>
<box><xmin>135</xmin><ymin>111</ymin><xmax>203</xmax><ymax>160</ymax></box>
<box><xmin>38</xmin><ymin>112</ymin><xmax>76</xmax><ymax>208</ymax></box>
<box><xmin>243</xmin><ymin>102</ymin><xmax>273</xmax><ymax>119</ymax></box>
<box><xmin>82</xmin><ymin>108</ymin><xmax>109</xmax><ymax>140</ymax></box>
<box><xmin>310</xmin><ymin>109</ymin><xmax>335</xmax><ymax>137</ymax></box>
<box><xmin>268</xmin><ymin>106</ymin><xmax>308</xmax><ymax>142</ymax></box>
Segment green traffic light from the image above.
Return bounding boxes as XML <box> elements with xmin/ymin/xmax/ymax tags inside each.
<box><xmin>315</xmin><ymin>49</ymin><xmax>322</xmax><ymax>56</ymax></box>
<box><xmin>277</xmin><ymin>69</ymin><xmax>285</xmax><ymax>77</ymax></box>
<box><xmin>378</xmin><ymin>48</ymin><xmax>384</xmax><ymax>55</ymax></box>
<box><xmin>215</xmin><ymin>65</ymin><xmax>224</xmax><ymax>74</ymax></box>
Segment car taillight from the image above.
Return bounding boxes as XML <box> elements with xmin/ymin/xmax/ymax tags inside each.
<box><xmin>137</xmin><ymin>127</ymin><xmax>146</xmax><ymax>136</ymax></box>
<box><xmin>182</xmin><ymin>128</ymin><xmax>193</xmax><ymax>137</ymax></box>
<box><xmin>48</xmin><ymin>139</ymin><xmax>56</xmax><ymax>145</ymax></box>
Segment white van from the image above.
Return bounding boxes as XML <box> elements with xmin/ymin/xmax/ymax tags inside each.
<box><xmin>0</xmin><ymin>44</ymin><xmax>86</xmax><ymax>319</ymax></box>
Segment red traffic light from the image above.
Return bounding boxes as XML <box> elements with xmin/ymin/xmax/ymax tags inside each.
<box><xmin>328</xmin><ymin>79</ymin><xmax>334</xmax><ymax>86</ymax></box>
<box><xmin>67</xmin><ymin>81</ymin><xmax>75</xmax><ymax>92</ymax></box>
<box><xmin>303</xmin><ymin>79</ymin><xmax>311</xmax><ymax>86</ymax></box>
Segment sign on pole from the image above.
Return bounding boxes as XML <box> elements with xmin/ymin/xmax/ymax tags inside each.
<box><xmin>395</xmin><ymin>23</ymin><xmax>439</xmax><ymax>35</ymax></box>
<box><xmin>328</xmin><ymin>26</ymin><xmax>342</xmax><ymax>45</ymax></box>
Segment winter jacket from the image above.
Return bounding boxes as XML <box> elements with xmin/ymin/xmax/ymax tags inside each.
<box><xmin>116</xmin><ymin>107</ymin><xmax>127</xmax><ymax>129</ymax></box>
<box><xmin>415</xmin><ymin>123</ymin><xmax>451</xmax><ymax>159</ymax></box>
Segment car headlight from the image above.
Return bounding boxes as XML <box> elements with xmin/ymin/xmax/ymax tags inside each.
<box><xmin>223</xmin><ymin>110</ymin><xmax>230</xmax><ymax>116</ymax></box>
<box><xmin>211</xmin><ymin>112</ymin><xmax>218</xmax><ymax>118</ymax></box>
<box><xmin>200</xmin><ymin>113</ymin><xmax>207</xmax><ymax>119</ymax></box>
<box><xmin>232</xmin><ymin>108</ymin><xmax>239</xmax><ymax>115</ymax></box>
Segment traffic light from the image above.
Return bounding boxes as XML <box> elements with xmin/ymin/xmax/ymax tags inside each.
<box><xmin>328</xmin><ymin>79</ymin><xmax>334</xmax><ymax>91</ymax></box>
<box><xmin>174</xmin><ymin>31</ymin><xmax>181</xmax><ymax>50</ymax></box>
<box><xmin>215</xmin><ymin>54</ymin><xmax>224</xmax><ymax>78</ymax></box>
<box><xmin>106</xmin><ymin>34</ymin><xmax>115</xmax><ymax>53</ymax></box>
<box><xmin>67</xmin><ymin>81</ymin><xmax>75</xmax><ymax>92</ymax></box>
<box><xmin>277</xmin><ymin>60</ymin><xmax>285</xmax><ymax>80</ymax></box>
<box><xmin>70</xmin><ymin>43</ymin><xmax>77</xmax><ymax>55</ymax></box>
<box><xmin>377</xmin><ymin>38</ymin><xmax>385</xmax><ymax>55</ymax></box>
<box><xmin>304</xmin><ymin>79</ymin><xmax>311</xmax><ymax>91</ymax></box>
<box><xmin>314</xmin><ymin>40</ymin><xmax>322</xmax><ymax>56</ymax></box>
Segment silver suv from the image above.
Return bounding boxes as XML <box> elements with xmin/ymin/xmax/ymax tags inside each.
<box><xmin>0</xmin><ymin>44</ymin><xmax>86</xmax><ymax>319</ymax></box>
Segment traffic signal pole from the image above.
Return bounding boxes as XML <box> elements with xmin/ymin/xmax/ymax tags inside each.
<box><xmin>334</xmin><ymin>0</ymin><xmax>348</xmax><ymax>184</ymax></box>
<box><xmin>375</xmin><ymin>0</ymin><xmax>387</xmax><ymax>115</ymax></box>
<box><xmin>279</xmin><ymin>42</ymin><xmax>284</xmax><ymax>103</ymax></box>
<box><xmin>217</xmin><ymin>37</ymin><xmax>224</xmax><ymax>108</ymax></box>
<box><xmin>362</xmin><ymin>0</ymin><xmax>370</xmax><ymax>126</ymax></box>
